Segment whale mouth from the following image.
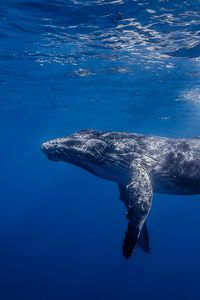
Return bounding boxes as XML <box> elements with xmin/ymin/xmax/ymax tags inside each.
<box><xmin>41</xmin><ymin>142</ymin><xmax>51</xmax><ymax>156</ymax></box>
<box><xmin>41</xmin><ymin>142</ymin><xmax>61</xmax><ymax>162</ymax></box>
<box><xmin>41</xmin><ymin>142</ymin><xmax>48</xmax><ymax>153</ymax></box>
<box><xmin>41</xmin><ymin>141</ymin><xmax>58</xmax><ymax>154</ymax></box>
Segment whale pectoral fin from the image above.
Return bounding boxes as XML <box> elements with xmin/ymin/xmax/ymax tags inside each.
<box><xmin>118</xmin><ymin>167</ymin><xmax>152</xmax><ymax>258</ymax></box>
<box><xmin>138</xmin><ymin>222</ymin><xmax>150</xmax><ymax>253</ymax></box>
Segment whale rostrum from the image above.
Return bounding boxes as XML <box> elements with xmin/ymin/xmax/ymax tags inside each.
<box><xmin>41</xmin><ymin>129</ymin><xmax>200</xmax><ymax>258</ymax></box>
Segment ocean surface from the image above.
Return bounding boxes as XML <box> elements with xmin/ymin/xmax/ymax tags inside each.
<box><xmin>1</xmin><ymin>0</ymin><xmax>200</xmax><ymax>299</ymax></box>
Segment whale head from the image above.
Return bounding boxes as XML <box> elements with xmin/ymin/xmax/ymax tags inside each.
<box><xmin>41</xmin><ymin>129</ymin><xmax>130</xmax><ymax>183</ymax></box>
<box><xmin>41</xmin><ymin>130</ymin><xmax>107</xmax><ymax>163</ymax></box>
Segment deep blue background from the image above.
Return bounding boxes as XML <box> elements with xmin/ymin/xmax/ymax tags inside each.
<box><xmin>1</xmin><ymin>0</ymin><xmax>200</xmax><ymax>299</ymax></box>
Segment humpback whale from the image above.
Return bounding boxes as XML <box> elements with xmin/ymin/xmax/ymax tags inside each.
<box><xmin>41</xmin><ymin>129</ymin><xmax>200</xmax><ymax>258</ymax></box>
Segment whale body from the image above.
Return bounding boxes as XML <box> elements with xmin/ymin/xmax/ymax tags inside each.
<box><xmin>41</xmin><ymin>129</ymin><xmax>200</xmax><ymax>258</ymax></box>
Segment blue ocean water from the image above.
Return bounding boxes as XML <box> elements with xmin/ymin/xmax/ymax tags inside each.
<box><xmin>1</xmin><ymin>0</ymin><xmax>200</xmax><ymax>299</ymax></box>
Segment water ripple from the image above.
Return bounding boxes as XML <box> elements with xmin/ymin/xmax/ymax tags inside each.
<box><xmin>1</xmin><ymin>0</ymin><xmax>200</xmax><ymax>76</ymax></box>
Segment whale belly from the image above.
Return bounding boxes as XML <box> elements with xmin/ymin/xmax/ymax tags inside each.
<box><xmin>152</xmin><ymin>173</ymin><xmax>200</xmax><ymax>195</ymax></box>
<box><xmin>84</xmin><ymin>161</ymin><xmax>130</xmax><ymax>185</ymax></box>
